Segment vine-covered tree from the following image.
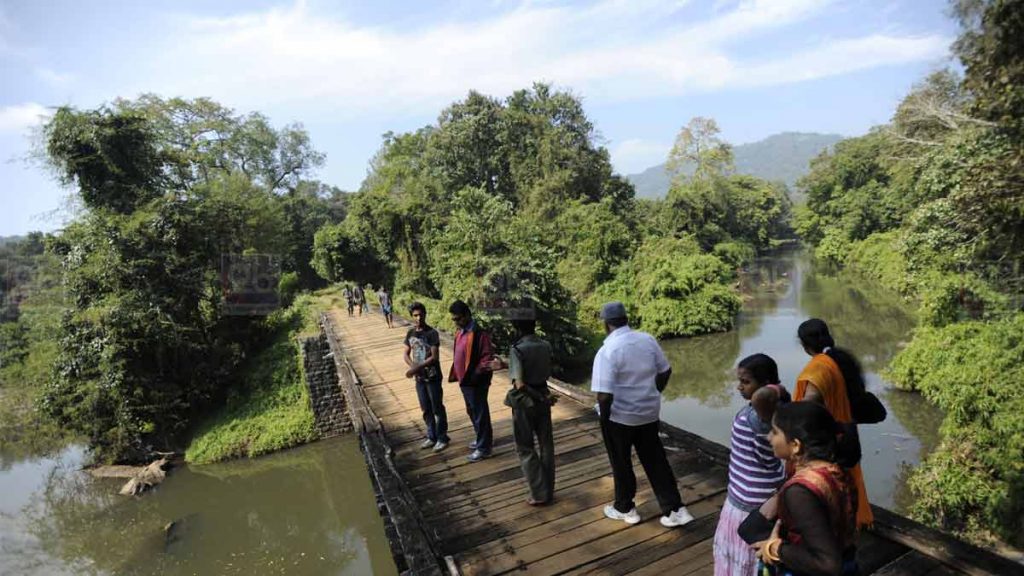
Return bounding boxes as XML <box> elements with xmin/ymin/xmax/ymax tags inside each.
<box><xmin>38</xmin><ymin>98</ymin><xmax>323</xmax><ymax>461</ymax></box>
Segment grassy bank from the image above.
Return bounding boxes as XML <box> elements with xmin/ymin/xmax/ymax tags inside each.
<box><xmin>185</xmin><ymin>289</ymin><xmax>344</xmax><ymax>464</ymax></box>
<box><xmin>0</xmin><ymin>288</ymin><xmax>77</xmax><ymax>459</ymax></box>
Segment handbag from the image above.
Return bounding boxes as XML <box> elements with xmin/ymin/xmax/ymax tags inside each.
<box><xmin>503</xmin><ymin>387</ymin><xmax>536</xmax><ymax>409</ymax></box>
<box><xmin>738</xmin><ymin>508</ymin><xmax>775</xmax><ymax>545</ymax></box>
<box><xmin>851</xmin><ymin>391</ymin><xmax>887</xmax><ymax>424</ymax></box>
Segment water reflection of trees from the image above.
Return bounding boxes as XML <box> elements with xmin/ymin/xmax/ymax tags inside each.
<box><xmin>799</xmin><ymin>269</ymin><xmax>916</xmax><ymax>372</ymax></box>
<box><xmin>22</xmin><ymin>439</ymin><xmax>395</xmax><ymax>576</ymax></box>
<box><xmin>882</xmin><ymin>389</ymin><xmax>943</xmax><ymax>457</ymax></box>
<box><xmin>660</xmin><ymin>254</ymin><xmax>795</xmax><ymax>408</ymax></box>
<box><xmin>661</xmin><ymin>329</ymin><xmax>741</xmax><ymax>408</ymax></box>
<box><xmin>890</xmin><ymin>463</ymin><xmax>918</xmax><ymax>515</ymax></box>
<box><xmin>738</xmin><ymin>254</ymin><xmax>796</xmax><ymax>319</ymax></box>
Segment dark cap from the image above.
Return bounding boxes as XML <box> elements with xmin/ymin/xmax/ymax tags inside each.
<box><xmin>599</xmin><ymin>301</ymin><xmax>627</xmax><ymax>321</ymax></box>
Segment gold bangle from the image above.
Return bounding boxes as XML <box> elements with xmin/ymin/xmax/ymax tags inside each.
<box><xmin>760</xmin><ymin>538</ymin><xmax>776</xmax><ymax>564</ymax></box>
<box><xmin>765</xmin><ymin>538</ymin><xmax>783</xmax><ymax>564</ymax></box>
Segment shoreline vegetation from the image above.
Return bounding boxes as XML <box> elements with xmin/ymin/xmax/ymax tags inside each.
<box><xmin>184</xmin><ymin>291</ymin><xmax>339</xmax><ymax>465</ymax></box>
<box><xmin>791</xmin><ymin>0</ymin><xmax>1024</xmax><ymax>548</ymax></box>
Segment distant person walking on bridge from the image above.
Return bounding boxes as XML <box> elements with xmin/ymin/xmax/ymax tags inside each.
<box><xmin>592</xmin><ymin>302</ymin><xmax>693</xmax><ymax>528</ymax></box>
<box><xmin>353</xmin><ymin>284</ymin><xmax>366</xmax><ymax>316</ymax></box>
<box><xmin>491</xmin><ymin>318</ymin><xmax>555</xmax><ymax>505</ymax></box>
<box><xmin>448</xmin><ymin>300</ymin><xmax>494</xmax><ymax>462</ymax></box>
<box><xmin>404</xmin><ymin>302</ymin><xmax>448</xmax><ymax>452</ymax></box>
<box><xmin>377</xmin><ymin>286</ymin><xmax>394</xmax><ymax>328</ymax></box>
<box><xmin>342</xmin><ymin>284</ymin><xmax>354</xmax><ymax>317</ymax></box>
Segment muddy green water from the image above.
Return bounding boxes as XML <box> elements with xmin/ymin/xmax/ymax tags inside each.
<box><xmin>0</xmin><ymin>437</ymin><xmax>397</xmax><ymax>575</ymax></box>
<box><xmin>654</xmin><ymin>249</ymin><xmax>942</xmax><ymax>511</ymax></box>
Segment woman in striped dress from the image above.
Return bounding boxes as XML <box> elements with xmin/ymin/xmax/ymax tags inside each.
<box><xmin>714</xmin><ymin>354</ymin><xmax>790</xmax><ymax>576</ymax></box>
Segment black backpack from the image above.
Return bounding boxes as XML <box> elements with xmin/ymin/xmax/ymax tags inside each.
<box><xmin>826</xmin><ymin>348</ymin><xmax>887</xmax><ymax>424</ymax></box>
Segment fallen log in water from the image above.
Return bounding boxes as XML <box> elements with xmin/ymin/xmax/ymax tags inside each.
<box><xmin>86</xmin><ymin>464</ymin><xmax>144</xmax><ymax>479</ymax></box>
<box><xmin>118</xmin><ymin>457</ymin><xmax>171</xmax><ymax>495</ymax></box>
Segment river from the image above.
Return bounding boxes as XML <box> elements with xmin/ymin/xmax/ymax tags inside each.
<box><xmin>655</xmin><ymin>248</ymin><xmax>942</xmax><ymax>511</ymax></box>
<box><xmin>0</xmin><ymin>438</ymin><xmax>397</xmax><ymax>575</ymax></box>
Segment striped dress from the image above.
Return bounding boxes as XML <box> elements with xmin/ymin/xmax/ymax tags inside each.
<box><xmin>714</xmin><ymin>404</ymin><xmax>786</xmax><ymax>576</ymax></box>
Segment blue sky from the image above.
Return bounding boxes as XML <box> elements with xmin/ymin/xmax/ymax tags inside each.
<box><xmin>0</xmin><ymin>0</ymin><xmax>958</xmax><ymax>235</ymax></box>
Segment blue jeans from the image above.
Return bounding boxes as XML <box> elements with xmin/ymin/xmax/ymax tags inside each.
<box><xmin>460</xmin><ymin>384</ymin><xmax>493</xmax><ymax>453</ymax></box>
<box><xmin>415</xmin><ymin>378</ymin><xmax>448</xmax><ymax>443</ymax></box>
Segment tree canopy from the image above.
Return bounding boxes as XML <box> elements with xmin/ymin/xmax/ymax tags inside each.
<box><xmin>320</xmin><ymin>84</ymin><xmax>793</xmax><ymax>359</ymax></box>
<box><xmin>35</xmin><ymin>97</ymin><xmax>327</xmax><ymax>461</ymax></box>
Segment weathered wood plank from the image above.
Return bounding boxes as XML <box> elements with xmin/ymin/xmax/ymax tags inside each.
<box><xmin>873</xmin><ymin>550</ymin><xmax>959</xmax><ymax>576</ymax></box>
<box><xmin>870</xmin><ymin>506</ymin><xmax>1024</xmax><ymax>576</ymax></box>
<box><xmin>627</xmin><ymin>537</ymin><xmax>716</xmax><ymax>576</ymax></box>
<box><xmin>511</xmin><ymin>493</ymin><xmax>727</xmax><ymax>576</ymax></box>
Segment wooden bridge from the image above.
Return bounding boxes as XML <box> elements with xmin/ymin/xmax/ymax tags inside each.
<box><xmin>320</xmin><ymin>310</ymin><xmax>1024</xmax><ymax>576</ymax></box>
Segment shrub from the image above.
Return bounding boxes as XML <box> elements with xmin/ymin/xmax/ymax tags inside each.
<box><xmin>844</xmin><ymin>231</ymin><xmax>911</xmax><ymax>294</ymax></box>
<box><xmin>712</xmin><ymin>241</ymin><xmax>756</xmax><ymax>269</ymax></box>
<box><xmin>814</xmin><ymin>228</ymin><xmax>851</xmax><ymax>266</ymax></box>
<box><xmin>586</xmin><ymin>237</ymin><xmax>741</xmax><ymax>339</ymax></box>
<box><xmin>185</xmin><ymin>295</ymin><xmax>319</xmax><ymax>464</ymax></box>
<box><xmin>886</xmin><ymin>314</ymin><xmax>1024</xmax><ymax>546</ymax></box>
<box><xmin>638</xmin><ymin>284</ymin><xmax>741</xmax><ymax>339</ymax></box>
<box><xmin>277</xmin><ymin>271</ymin><xmax>300</xmax><ymax>308</ymax></box>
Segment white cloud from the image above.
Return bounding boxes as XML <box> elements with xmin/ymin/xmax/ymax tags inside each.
<box><xmin>735</xmin><ymin>34</ymin><xmax>951</xmax><ymax>87</ymax></box>
<box><xmin>0</xmin><ymin>102</ymin><xmax>49</xmax><ymax>134</ymax></box>
<box><xmin>610</xmin><ymin>138</ymin><xmax>670</xmax><ymax>174</ymax></box>
<box><xmin>120</xmin><ymin>0</ymin><xmax>948</xmax><ymax>118</ymax></box>
<box><xmin>35</xmin><ymin>67</ymin><xmax>74</xmax><ymax>87</ymax></box>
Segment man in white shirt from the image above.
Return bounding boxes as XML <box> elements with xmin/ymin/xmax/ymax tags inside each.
<box><xmin>591</xmin><ymin>302</ymin><xmax>694</xmax><ymax>528</ymax></box>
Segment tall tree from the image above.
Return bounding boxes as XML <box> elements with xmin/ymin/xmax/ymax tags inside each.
<box><xmin>38</xmin><ymin>100</ymin><xmax>318</xmax><ymax>461</ymax></box>
<box><xmin>666</xmin><ymin>117</ymin><xmax>734</xmax><ymax>185</ymax></box>
<box><xmin>953</xmin><ymin>0</ymin><xmax>1024</xmax><ymax>138</ymax></box>
<box><xmin>114</xmin><ymin>95</ymin><xmax>325</xmax><ymax>193</ymax></box>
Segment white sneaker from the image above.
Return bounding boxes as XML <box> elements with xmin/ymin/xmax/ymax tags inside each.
<box><xmin>660</xmin><ymin>506</ymin><xmax>694</xmax><ymax>527</ymax></box>
<box><xmin>420</xmin><ymin>439</ymin><xmax>436</xmax><ymax>449</ymax></box>
<box><xmin>603</xmin><ymin>505</ymin><xmax>641</xmax><ymax>525</ymax></box>
<box><xmin>433</xmin><ymin>440</ymin><xmax>448</xmax><ymax>452</ymax></box>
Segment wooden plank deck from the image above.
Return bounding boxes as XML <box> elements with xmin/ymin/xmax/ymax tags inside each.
<box><xmin>323</xmin><ymin>309</ymin><xmax>1024</xmax><ymax>576</ymax></box>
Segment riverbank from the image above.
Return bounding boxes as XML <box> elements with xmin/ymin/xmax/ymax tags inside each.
<box><xmin>184</xmin><ymin>289</ymin><xmax>345</xmax><ymax>464</ymax></box>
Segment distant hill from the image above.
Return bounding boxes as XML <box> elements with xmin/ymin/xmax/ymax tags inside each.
<box><xmin>626</xmin><ymin>132</ymin><xmax>844</xmax><ymax>199</ymax></box>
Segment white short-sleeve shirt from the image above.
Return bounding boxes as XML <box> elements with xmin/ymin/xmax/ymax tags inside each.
<box><xmin>590</xmin><ymin>326</ymin><xmax>671</xmax><ymax>426</ymax></box>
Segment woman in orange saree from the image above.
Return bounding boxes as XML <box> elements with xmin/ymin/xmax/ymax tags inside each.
<box><xmin>794</xmin><ymin>318</ymin><xmax>873</xmax><ymax>529</ymax></box>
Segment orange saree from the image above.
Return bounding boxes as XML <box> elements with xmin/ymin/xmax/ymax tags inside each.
<box><xmin>795</xmin><ymin>353</ymin><xmax>873</xmax><ymax>529</ymax></box>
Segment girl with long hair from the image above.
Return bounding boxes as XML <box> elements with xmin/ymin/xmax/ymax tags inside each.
<box><xmin>794</xmin><ymin>318</ymin><xmax>872</xmax><ymax>529</ymax></box>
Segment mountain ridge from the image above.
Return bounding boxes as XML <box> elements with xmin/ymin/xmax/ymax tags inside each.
<box><xmin>626</xmin><ymin>131</ymin><xmax>844</xmax><ymax>199</ymax></box>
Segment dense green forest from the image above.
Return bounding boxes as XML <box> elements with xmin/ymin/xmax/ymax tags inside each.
<box><xmin>312</xmin><ymin>89</ymin><xmax>792</xmax><ymax>359</ymax></box>
<box><xmin>0</xmin><ymin>0</ymin><xmax>1020</xmax><ymax>553</ymax></box>
<box><xmin>0</xmin><ymin>96</ymin><xmax>347</xmax><ymax>462</ymax></box>
<box><xmin>795</xmin><ymin>0</ymin><xmax>1023</xmax><ymax>548</ymax></box>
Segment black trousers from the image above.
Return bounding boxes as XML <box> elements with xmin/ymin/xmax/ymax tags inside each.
<box><xmin>600</xmin><ymin>419</ymin><xmax>683</xmax><ymax>516</ymax></box>
<box><xmin>512</xmin><ymin>400</ymin><xmax>555</xmax><ymax>502</ymax></box>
